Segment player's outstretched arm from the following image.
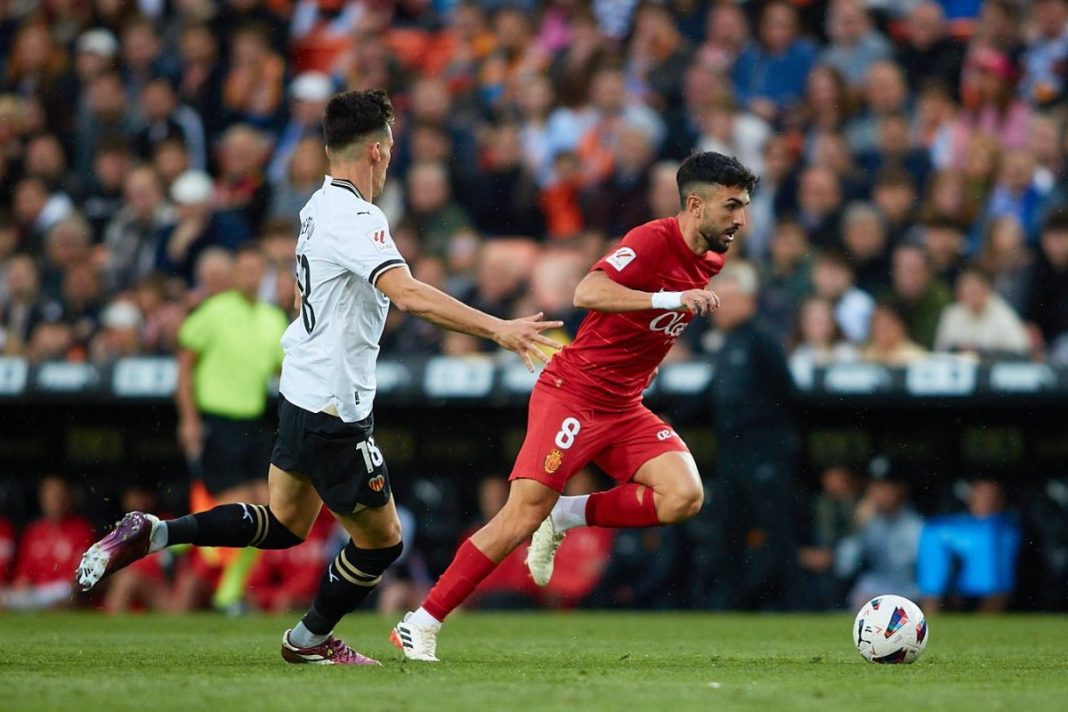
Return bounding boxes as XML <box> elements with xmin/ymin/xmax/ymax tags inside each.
<box><xmin>376</xmin><ymin>267</ymin><xmax>563</xmax><ymax>371</ymax></box>
<box><xmin>574</xmin><ymin>271</ymin><xmax>720</xmax><ymax>315</ymax></box>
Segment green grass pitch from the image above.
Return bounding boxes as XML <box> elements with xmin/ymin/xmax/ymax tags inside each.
<box><xmin>2</xmin><ymin>612</ymin><xmax>1066</xmax><ymax>711</ymax></box>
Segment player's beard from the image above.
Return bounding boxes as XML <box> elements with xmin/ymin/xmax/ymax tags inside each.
<box><xmin>702</xmin><ymin>225</ymin><xmax>736</xmax><ymax>254</ymax></box>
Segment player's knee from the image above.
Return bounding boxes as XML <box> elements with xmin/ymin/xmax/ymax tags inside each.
<box><xmin>659</xmin><ymin>484</ymin><xmax>704</xmax><ymax>523</ymax></box>
<box><xmin>255</xmin><ymin>507</ymin><xmax>305</xmax><ymax>549</ymax></box>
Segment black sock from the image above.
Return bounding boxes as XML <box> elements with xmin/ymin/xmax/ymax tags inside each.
<box><xmin>301</xmin><ymin>540</ymin><xmax>404</xmax><ymax>635</ymax></box>
<box><xmin>165</xmin><ymin>504</ymin><xmax>304</xmax><ymax>549</ymax></box>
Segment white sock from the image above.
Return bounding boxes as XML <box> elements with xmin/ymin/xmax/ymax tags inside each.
<box><xmin>408</xmin><ymin>607</ymin><xmax>442</xmax><ymax>630</ymax></box>
<box><xmin>289</xmin><ymin>621</ymin><xmax>329</xmax><ymax>648</ymax></box>
<box><xmin>550</xmin><ymin>494</ymin><xmax>589</xmax><ymax>532</ymax></box>
<box><xmin>148</xmin><ymin>520</ymin><xmax>168</xmax><ymax>554</ymax></box>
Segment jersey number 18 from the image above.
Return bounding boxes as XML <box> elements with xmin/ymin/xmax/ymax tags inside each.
<box><xmin>296</xmin><ymin>254</ymin><xmax>315</xmax><ymax>333</ymax></box>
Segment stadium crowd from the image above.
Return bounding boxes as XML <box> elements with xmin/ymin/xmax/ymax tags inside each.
<box><xmin>2</xmin><ymin>0</ymin><xmax>1068</xmax><ymax>613</ymax></box>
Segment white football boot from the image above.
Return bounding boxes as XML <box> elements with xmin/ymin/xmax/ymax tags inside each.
<box><xmin>525</xmin><ymin>516</ymin><xmax>565</xmax><ymax>586</ymax></box>
<box><xmin>390</xmin><ymin>612</ymin><xmax>440</xmax><ymax>662</ymax></box>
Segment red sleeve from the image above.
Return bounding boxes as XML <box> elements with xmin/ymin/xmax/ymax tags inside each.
<box><xmin>591</xmin><ymin>224</ymin><xmax>667</xmax><ymax>291</ymax></box>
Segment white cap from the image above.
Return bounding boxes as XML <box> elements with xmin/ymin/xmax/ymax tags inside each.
<box><xmin>77</xmin><ymin>29</ymin><xmax>119</xmax><ymax>58</ymax></box>
<box><xmin>102</xmin><ymin>300</ymin><xmax>143</xmax><ymax>330</ymax></box>
<box><xmin>170</xmin><ymin>170</ymin><xmax>214</xmax><ymax>205</ymax></box>
<box><xmin>290</xmin><ymin>72</ymin><xmax>333</xmax><ymax>102</ymax></box>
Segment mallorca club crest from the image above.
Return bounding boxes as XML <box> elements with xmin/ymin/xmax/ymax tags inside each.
<box><xmin>544</xmin><ymin>448</ymin><xmax>564</xmax><ymax>474</ymax></box>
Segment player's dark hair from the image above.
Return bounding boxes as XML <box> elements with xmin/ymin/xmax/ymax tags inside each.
<box><xmin>323</xmin><ymin>89</ymin><xmax>395</xmax><ymax>153</ymax></box>
<box><xmin>676</xmin><ymin>152</ymin><xmax>758</xmax><ymax>208</ymax></box>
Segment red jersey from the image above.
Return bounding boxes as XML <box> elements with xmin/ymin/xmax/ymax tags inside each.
<box><xmin>542</xmin><ymin>216</ymin><xmax>724</xmax><ymax>410</ymax></box>
<box><xmin>12</xmin><ymin>515</ymin><xmax>94</xmax><ymax>586</ymax></box>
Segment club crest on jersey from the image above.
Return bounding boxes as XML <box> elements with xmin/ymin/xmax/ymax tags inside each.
<box><xmin>544</xmin><ymin>448</ymin><xmax>564</xmax><ymax>474</ymax></box>
<box><xmin>367</xmin><ymin>227</ymin><xmax>391</xmax><ymax>253</ymax></box>
<box><xmin>605</xmin><ymin>247</ymin><xmax>636</xmax><ymax>271</ymax></box>
<box><xmin>368</xmin><ymin>475</ymin><xmax>386</xmax><ymax>492</ymax></box>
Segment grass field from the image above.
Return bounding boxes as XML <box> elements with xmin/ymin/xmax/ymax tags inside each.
<box><xmin>2</xmin><ymin>612</ymin><xmax>1066</xmax><ymax>712</ymax></box>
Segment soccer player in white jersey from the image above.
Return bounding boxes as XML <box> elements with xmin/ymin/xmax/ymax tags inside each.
<box><xmin>75</xmin><ymin>89</ymin><xmax>562</xmax><ymax>665</ymax></box>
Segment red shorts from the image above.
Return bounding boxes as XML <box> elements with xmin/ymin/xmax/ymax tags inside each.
<box><xmin>509</xmin><ymin>383</ymin><xmax>689</xmax><ymax>492</ymax></box>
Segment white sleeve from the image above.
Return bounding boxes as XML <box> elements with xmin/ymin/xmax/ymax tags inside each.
<box><xmin>327</xmin><ymin>214</ymin><xmax>407</xmax><ymax>287</ymax></box>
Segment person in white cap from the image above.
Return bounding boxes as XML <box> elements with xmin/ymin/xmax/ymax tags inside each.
<box><xmin>267</xmin><ymin>72</ymin><xmax>335</xmax><ymax>184</ymax></box>
<box><xmin>154</xmin><ymin>170</ymin><xmax>252</xmax><ymax>283</ymax></box>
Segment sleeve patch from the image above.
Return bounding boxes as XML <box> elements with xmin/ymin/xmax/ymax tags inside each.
<box><xmin>366</xmin><ymin>227</ymin><xmax>394</xmax><ymax>253</ymax></box>
<box><xmin>605</xmin><ymin>247</ymin><xmax>637</xmax><ymax>271</ymax></box>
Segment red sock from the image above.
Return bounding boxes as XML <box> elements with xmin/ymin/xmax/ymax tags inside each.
<box><xmin>422</xmin><ymin>539</ymin><xmax>496</xmax><ymax>622</ymax></box>
<box><xmin>585</xmin><ymin>483</ymin><xmax>661</xmax><ymax>527</ymax></box>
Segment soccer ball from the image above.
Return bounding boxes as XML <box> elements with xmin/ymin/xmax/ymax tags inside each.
<box><xmin>852</xmin><ymin>594</ymin><xmax>928</xmax><ymax>664</ymax></box>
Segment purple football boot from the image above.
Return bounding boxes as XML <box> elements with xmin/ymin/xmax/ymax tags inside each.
<box><xmin>281</xmin><ymin>630</ymin><xmax>381</xmax><ymax>666</ymax></box>
<box><xmin>76</xmin><ymin>511</ymin><xmax>160</xmax><ymax>591</ymax></box>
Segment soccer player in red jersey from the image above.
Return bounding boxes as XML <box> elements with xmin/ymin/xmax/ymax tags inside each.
<box><xmin>392</xmin><ymin>152</ymin><xmax>758</xmax><ymax>661</ymax></box>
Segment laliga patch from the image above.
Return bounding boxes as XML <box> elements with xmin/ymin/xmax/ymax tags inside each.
<box><xmin>605</xmin><ymin>247</ymin><xmax>636</xmax><ymax>271</ymax></box>
<box><xmin>367</xmin><ymin>227</ymin><xmax>393</xmax><ymax>253</ymax></box>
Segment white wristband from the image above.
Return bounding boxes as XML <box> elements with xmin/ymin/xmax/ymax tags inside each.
<box><xmin>650</xmin><ymin>291</ymin><xmax>683</xmax><ymax>310</ymax></box>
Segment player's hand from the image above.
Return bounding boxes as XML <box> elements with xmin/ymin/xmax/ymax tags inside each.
<box><xmin>494</xmin><ymin>312</ymin><xmax>565</xmax><ymax>372</ymax></box>
<box><xmin>178</xmin><ymin>415</ymin><xmax>204</xmax><ymax>460</ymax></box>
<box><xmin>680</xmin><ymin>288</ymin><xmax>720</xmax><ymax>316</ymax></box>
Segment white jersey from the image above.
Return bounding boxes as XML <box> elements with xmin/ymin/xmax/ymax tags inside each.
<box><xmin>279</xmin><ymin>176</ymin><xmax>407</xmax><ymax>422</ymax></box>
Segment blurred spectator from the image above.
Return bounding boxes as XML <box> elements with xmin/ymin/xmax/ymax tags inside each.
<box><xmin>256</xmin><ymin>218</ymin><xmax>298</xmax><ymax>313</ymax></box>
<box><xmin>176</xmin><ymin>21</ymin><xmax>225</xmax><ymax>140</ymax></box>
<box><xmin>78</xmin><ymin>137</ymin><xmax>132</xmax><ymax>244</ymax></box>
<box><xmin>895</xmin><ymin>2</ymin><xmax>965</xmax><ymax>98</ymax></box>
<box><xmin>267</xmin><ymin>72</ymin><xmax>333</xmax><ymax>185</ymax></box>
<box><xmin>405</xmin><ymin>160</ymin><xmax>473</xmax><ymax>258</ymax></box>
<box><xmin>586</xmin><ymin>524</ymin><xmax>683</xmax><ymax>609</ymax></box>
<box><xmin>1021</xmin><ymin>477</ymin><xmax>1068</xmax><ymax>611</ymax></box>
<box><xmin>222</xmin><ymin>23</ymin><xmax>285</xmax><ymax>130</ymax></box>
<box><xmin>89</xmin><ymin>298</ymin><xmax>144</xmax><ymax>364</ymax></box>
<box><xmin>980</xmin><ymin>150</ymin><xmax>1050</xmax><ymax>246</ymax></box>
<box><xmin>840</xmin><ymin>201</ymin><xmax>890</xmax><ymax>295</ymax></box>
<box><xmin>547</xmin><ymin>9</ymin><xmax>609</xmax><ymax>109</ymax></box>
<box><xmin>884</xmin><ymin>243</ymin><xmax>952</xmax><ymax>349</ymax></box>
<box><xmin>789</xmin><ymin>296</ymin><xmax>859</xmax><ymax>383</ymax></box>
<box><xmin>746</xmin><ymin>135</ymin><xmax>798</xmax><ymax>262</ymax></box>
<box><xmin>58</xmin><ymin>260</ymin><xmax>104</xmax><ymax>357</ymax></box>
<box><xmin>151</xmin><ymin>135</ymin><xmax>192</xmax><ymax>194</ymax></box>
<box><xmin>951</xmin><ymin>48</ymin><xmax>1032</xmax><ymax>165</ymax></box>
<box><xmin>465</xmin><ymin>123</ymin><xmax>544</xmax><ymax>239</ymax></box>
<box><xmin>134</xmin><ymin>76</ymin><xmax>207</xmax><ymax>172</ymax></box>
<box><xmin>818</xmin><ymin>0</ymin><xmax>893</xmax><ymax>89</ymax></box>
<box><xmin>915</xmin><ymin>83</ymin><xmax>960</xmax><ymax>171</ymax></box>
<box><xmin>119</xmin><ymin>16</ymin><xmax>177</xmax><ymax>107</ymax></box>
<box><xmin>860</xmin><ymin>302</ymin><xmax>929</xmax><ymax>365</ymax></box>
<box><xmin>2</xmin><ymin>22</ymin><xmax>68</xmax><ymax>135</ymax></box>
<box><xmin>133</xmin><ymin>273</ymin><xmax>185</xmax><ymax>356</ymax></box>
<box><xmin>799</xmin><ymin>64</ymin><xmax>856</xmax><ymax>142</ymax></box>
<box><xmin>1023</xmin><ymin>209</ymin><xmax>1068</xmax><ymax>348</ymax></box>
<box><xmin>625</xmin><ymin>1</ymin><xmax>692</xmax><ymax>114</ymax></box>
<box><xmin>583</xmin><ymin>120</ymin><xmax>656</xmax><ymax>238</ymax></box>
<box><xmin>935</xmin><ymin>267</ymin><xmax>1031</xmax><ymax>358</ymax></box>
<box><xmin>811</xmin><ymin>250</ymin><xmax>874</xmax><ymax>343</ymax></box>
<box><xmin>705</xmin><ymin>262</ymin><xmax>800</xmax><ymax>610</ymax></box>
<box><xmin>0</xmin><ymin>515</ymin><xmax>13</xmax><ymax>584</ymax></box>
<box><xmin>845</xmin><ymin>61</ymin><xmax>910</xmax><ymax>157</ymax></box>
<box><xmin>1</xmin><ymin>254</ymin><xmax>59</xmax><ymax>356</ymax></box>
<box><xmin>102</xmin><ymin>166</ymin><xmax>176</xmax><ymax>294</ymax></box>
<box><xmin>799</xmin><ymin>464</ymin><xmax>862</xmax><ymax>610</ymax></box>
<box><xmin>155</xmin><ymin>169</ymin><xmax>252</xmax><ymax>284</ymax></box>
<box><xmin>73</xmin><ymin>70</ymin><xmax>135</xmax><ymax>183</ymax></box>
<box><xmin>918</xmin><ymin>478</ymin><xmax>1021</xmax><ymax>612</ymax></box>
<box><xmin>918</xmin><ymin>218</ymin><xmax>967</xmax><ymax>288</ymax></box>
<box><xmin>695</xmin><ymin>100</ymin><xmax>770</xmax><ymax>186</ymax></box>
<box><xmin>1018</xmin><ymin>0</ymin><xmax>1068</xmax><ymax>108</ymax></box>
<box><xmin>794</xmin><ymin>165</ymin><xmax>843</xmax><ymax>249</ymax></box>
<box><xmin>40</xmin><ymin>214</ymin><xmax>93</xmax><ymax>303</ymax></box>
<box><xmin>1</xmin><ymin>475</ymin><xmax>93</xmax><ymax>611</ymax></box>
<box><xmin>871</xmin><ymin>165</ymin><xmax>919</xmax><ymax>245</ymax></box>
<box><xmin>269</xmin><ymin>136</ymin><xmax>328</xmax><ymax>221</ymax></box>
<box><xmin>758</xmin><ymin>219</ymin><xmax>812</xmax><ymax>343</ymax></box>
<box><xmin>214</xmin><ymin>124</ymin><xmax>272</xmax><ymax>234</ymax></box>
<box><xmin>13</xmin><ymin>176</ymin><xmax>74</xmax><ymax>252</ymax></box>
<box><xmin>696</xmin><ymin>2</ymin><xmax>749</xmax><ymax>75</ymax></box>
<box><xmin>974</xmin><ymin>215</ymin><xmax>1034</xmax><ymax>314</ymax></box>
<box><xmin>837</xmin><ymin>457</ymin><xmax>923</xmax><ymax>611</ymax></box>
<box><xmin>730</xmin><ymin>0</ymin><xmax>817</xmax><ymax>123</ymax></box>
<box><xmin>920</xmin><ymin>167</ymin><xmax>980</xmax><ymax>232</ymax></box>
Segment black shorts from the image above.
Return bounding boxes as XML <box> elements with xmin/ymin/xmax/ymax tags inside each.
<box><xmin>199</xmin><ymin>414</ymin><xmax>271</xmax><ymax>496</ymax></box>
<box><xmin>270</xmin><ymin>395</ymin><xmax>392</xmax><ymax>514</ymax></box>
